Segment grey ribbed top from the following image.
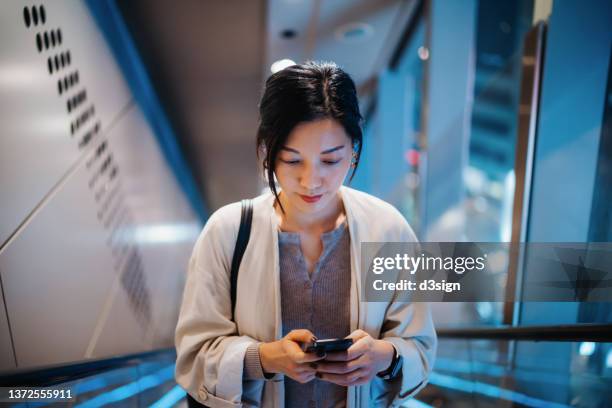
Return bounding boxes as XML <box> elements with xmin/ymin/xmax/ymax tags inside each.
<box><xmin>279</xmin><ymin>221</ymin><xmax>351</xmax><ymax>408</ymax></box>
<box><xmin>243</xmin><ymin>221</ymin><xmax>351</xmax><ymax>408</ymax></box>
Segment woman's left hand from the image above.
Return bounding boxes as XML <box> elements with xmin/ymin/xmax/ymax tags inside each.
<box><xmin>313</xmin><ymin>329</ymin><xmax>396</xmax><ymax>387</ymax></box>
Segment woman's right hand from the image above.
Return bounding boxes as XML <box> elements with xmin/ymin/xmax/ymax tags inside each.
<box><xmin>259</xmin><ymin>329</ymin><xmax>326</xmax><ymax>383</ymax></box>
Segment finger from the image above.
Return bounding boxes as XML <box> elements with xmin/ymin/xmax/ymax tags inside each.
<box><xmin>314</xmin><ymin>359</ymin><xmax>362</xmax><ymax>374</ymax></box>
<box><xmin>345</xmin><ymin>368</ymin><xmax>369</xmax><ymax>385</ymax></box>
<box><xmin>345</xmin><ymin>329</ymin><xmax>369</xmax><ymax>341</ymax></box>
<box><xmin>317</xmin><ymin>368</ymin><xmax>369</xmax><ymax>387</ymax></box>
<box><xmin>283</xmin><ymin>340</ymin><xmax>326</xmax><ymax>364</ymax></box>
<box><xmin>294</xmin><ymin>364</ymin><xmax>317</xmax><ymax>374</ymax></box>
<box><xmin>344</xmin><ymin>336</ymin><xmax>372</xmax><ymax>360</ymax></box>
<box><xmin>286</xmin><ymin>329</ymin><xmax>317</xmax><ymax>344</ymax></box>
<box><xmin>324</xmin><ymin>344</ymin><xmax>367</xmax><ymax>362</ymax></box>
<box><xmin>349</xmin><ymin>375</ymin><xmax>371</xmax><ymax>386</ymax></box>
<box><xmin>295</xmin><ymin>371</ymin><xmax>317</xmax><ymax>384</ymax></box>
<box><xmin>323</xmin><ymin>350</ymin><xmax>350</xmax><ymax>361</ymax></box>
<box><xmin>315</xmin><ymin>372</ymin><xmax>345</xmax><ymax>387</ymax></box>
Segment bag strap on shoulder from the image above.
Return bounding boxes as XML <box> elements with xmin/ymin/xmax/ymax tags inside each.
<box><xmin>229</xmin><ymin>199</ymin><xmax>253</xmax><ymax>320</ymax></box>
<box><xmin>187</xmin><ymin>199</ymin><xmax>253</xmax><ymax>408</ymax></box>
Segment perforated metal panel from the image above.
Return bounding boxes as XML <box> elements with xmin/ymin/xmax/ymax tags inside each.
<box><xmin>0</xmin><ymin>1</ymin><xmax>131</xmax><ymax>245</ymax></box>
<box><xmin>0</xmin><ymin>1</ymin><xmax>198</xmax><ymax>370</ymax></box>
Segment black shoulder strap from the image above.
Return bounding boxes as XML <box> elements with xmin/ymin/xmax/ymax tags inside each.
<box><xmin>229</xmin><ymin>199</ymin><xmax>253</xmax><ymax>320</ymax></box>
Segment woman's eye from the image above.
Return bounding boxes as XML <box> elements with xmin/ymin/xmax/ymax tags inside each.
<box><xmin>323</xmin><ymin>159</ymin><xmax>341</xmax><ymax>165</ymax></box>
<box><xmin>281</xmin><ymin>159</ymin><xmax>301</xmax><ymax>165</ymax></box>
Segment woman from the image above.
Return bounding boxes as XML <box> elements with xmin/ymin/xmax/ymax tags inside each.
<box><xmin>175</xmin><ymin>61</ymin><xmax>436</xmax><ymax>407</ymax></box>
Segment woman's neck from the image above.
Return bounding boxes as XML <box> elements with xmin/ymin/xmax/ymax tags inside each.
<box><xmin>276</xmin><ymin>191</ymin><xmax>345</xmax><ymax>233</ymax></box>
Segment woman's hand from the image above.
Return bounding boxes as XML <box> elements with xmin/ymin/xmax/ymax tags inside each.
<box><xmin>313</xmin><ymin>329</ymin><xmax>396</xmax><ymax>387</ymax></box>
<box><xmin>259</xmin><ymin>329</ymin><xmax>326</xmax><ymax>383</ymax></box>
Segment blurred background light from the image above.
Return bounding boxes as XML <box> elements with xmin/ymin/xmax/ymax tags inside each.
<box><xmin>578</xmin><ymin>342</ymin><xmax>596</xmax><ymax>357</ymax></box>
<box><xmin>132</xmin><ymin>223</ymin><xmax>200</xmax><ymax>245</ymax></box>
<box><xmin>417</xmin><ymin>46</ymin><xmax>429</xmax><ymax>60</ymax></box>
<box><xmin>334</xmin><ymin>22</ymin><xmax>374</xmax><ymax>43</ymax></box>
<box><xmin>270</xmin><ymin>58</ymin><xmax>296</xmax><ymax>73</ymax></box>
<box><xmin>476</xmin><ymin>302</ymin><xmax>493</xmax><ymax>320</ymax></box>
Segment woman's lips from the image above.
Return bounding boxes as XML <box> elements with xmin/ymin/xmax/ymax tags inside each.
<box><xmin>299</xmin><ymin>194</ymin><xmax>322</xmax><ymax>203</ymax></box>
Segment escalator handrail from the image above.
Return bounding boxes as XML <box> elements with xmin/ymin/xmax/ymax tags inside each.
<box><xmin>0</xmin><ymin>348</ymin><xmax>175</xmax><ymax>387</ymax></box>
<box><xmin>437</xmin><ymin>323</ymin><xmax>612</xmax><ymax>342</ymax></box>
<box><xmin>3</xmin><ymin>323</ymin><xmax>611</xmax><ymax>387</ymax></box>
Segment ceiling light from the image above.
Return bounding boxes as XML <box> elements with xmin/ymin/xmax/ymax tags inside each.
<box><xmin>271</xmin><ymin>59</ymin><xmax>296</xmax><ymax>73</ymax></box>
<box><xmin>335</xmin><ymin>22</ymin><xmax>373</xmax><ymax>42</ymax></box>
<box><xmin>280</xmin><ymin>29</ymin><xmax>297</xmax><ymax>39</ymax></box>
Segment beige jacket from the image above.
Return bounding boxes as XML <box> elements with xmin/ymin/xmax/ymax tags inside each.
<box><xmin>175</xmin><ymin>186</ymin><xmax>437</xmax><ymax>407</ymax></box>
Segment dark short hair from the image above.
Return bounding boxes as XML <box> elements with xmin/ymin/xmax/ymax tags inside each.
<box><xmin>256</xmin><ymin>61</ymin><xmax>363</xmax><ymax>208</ymax></box>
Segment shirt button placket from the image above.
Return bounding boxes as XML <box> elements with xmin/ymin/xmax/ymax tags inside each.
<box><xmin>304</xmin><ymin>280</ymin><xmax>314</xmax><ymax>326</ymax></box>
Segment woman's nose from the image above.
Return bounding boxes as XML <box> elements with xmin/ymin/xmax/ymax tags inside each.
<box><xmin>299</xmin><ymin>164</ymin><xmax>322</xmax><ymax>190</ymax></box>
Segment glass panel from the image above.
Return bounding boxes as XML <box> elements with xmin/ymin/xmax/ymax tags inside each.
<box><xmin>576</xmin><ymin>49</ymin><xmax>612</xmax><ymax>326</ymax></box>
<box><xmin>362</xmin><ymin>0</ymin><xmax>611</xmax><ymax>328</ymax></box>
<box><xmin>419</xmin><ymin>338</ymin><xmax>612</xmax><ymax>407</ymax></box>
<box><xmin>393</xmin><ymin>19</ymin><xmax>425</xmax><ymax>231</ymax></box>
<box><xmin>519</xmin><ymin>0</ymin><xmax>612</xmax><ymax>326</ymax></box>
<box><xmin>425</xmin><ymin>0</ymin><xmax>532</xmax><ymax>327</ymax></box>
<box><xmin>465</xmin><ymin>0</ymin><xmax>533</xmax><ymax>243</ymax></box>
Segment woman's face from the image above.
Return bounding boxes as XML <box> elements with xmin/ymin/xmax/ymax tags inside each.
<box><xmin>274</xmin><ymin>118</ymin><xmax>353</xmax><ymax>215</ymax></box>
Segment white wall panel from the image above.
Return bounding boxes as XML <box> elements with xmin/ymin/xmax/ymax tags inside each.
<box><xmin>0</xmin><ymin>1</ymin><xmax>199</xmax><ymax>370</ymax></box>
<box><xmin>84</xmin><ymin>272</ymin><xmax>151</xmax><ymax>359</ymax></box>
<box><xmin>0</xmin><ymin>288</ymin><xmax>16</xmax><ymax>370</ymax></box>
<box><xmin>103</xmin><ymin>107</ymin><xmax>197</xmax><ymax>350</ymax></box>
<box><xmin>0</xmin><ymin>148</ymin><xmax>118</xmax><ymax>367</ymax></box>
<box><xmin>86</xmin><ymin>105</ymin><xmax>198</xmax><ymax>358</ymax></box>
<box><xmin>0</xmin><ymin>0</ymin><xmax>131</xmax><ymax>245</ymax></box>
<box><xmin>0</xmin><ymin>104</ymin><xmax>199</xmax><ymax>369</ymax></box>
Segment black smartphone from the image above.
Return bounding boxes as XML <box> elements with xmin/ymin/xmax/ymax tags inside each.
<box><xmin>302</xmin><ymin>338</ymin><xmax>353</xmax><ymax>354</ymax></box>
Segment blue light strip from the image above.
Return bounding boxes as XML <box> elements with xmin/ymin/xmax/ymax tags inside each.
<box><xmin>75</xmin><ymin>377</ymin><xmax>111</xmax><ymax>394</ymax></box>
<box><xmin>429</xmin><ymin>372</ymin><xmax>572</xmax><ymax>408</ymax></box>
<box><xmin>11</xmin><ymin>375</ymin><xmax>126</xmax><ymax>408</ymax></box>
<box><xmin>149</xmin><ymin>385</ymin><xmax>187</xmax><ymax>408</ymax></box>
<box><xmin>12</xmin><ymin>363</ymin><xmax>175</xmax><ymax>408</ymax></box>
<box><xmin>74</xmin><ymin>365</ymin><xmax>175</xmax><ymax>408</ymax></box>
<box><xmin>72</xmin><ymin>361</ymin><xmax>169</xmax><ymax>395</ymax></box>
<box><xmin>433</xmin><ymin>357</ymin><xmax>572</xmax><ymax>387</ymax></box>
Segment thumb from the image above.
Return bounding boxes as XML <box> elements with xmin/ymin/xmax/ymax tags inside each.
<box><xmin>283</xmin><ymin>329</ymin><xmax>323</xmax><ymax>363</ymax></box>
<box><xmin>286</xmin><ymin>329</ymin><xmax>317</xmax><ymax>344</ymax></box>
<box><xmin>345</xmin><ymin>329</ymin><xmax>369</xmax><ymax>341</ymax></box>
